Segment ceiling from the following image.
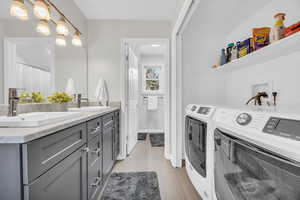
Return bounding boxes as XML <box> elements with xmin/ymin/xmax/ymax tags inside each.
<box><xmin>139</xmin><ymin>44</ymin><xmax>166</xmax><ymax>56</ymax></box>
<box><xmin>74</xmin><ymin>0</ymin><xmax>184</xmax><ymax>21</ymax></box>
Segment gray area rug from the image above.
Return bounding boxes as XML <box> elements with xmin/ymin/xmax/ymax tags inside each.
<box><xmin>149</xmin><ymin>134</ymin><xmax>164</xmax><ymax>147</ymax></box>
<box><xmin>101</xmin><ymin>172</ymin><xmax>161</xmax><ymax>200</ymax></box>
<box><xmin>138</xmin><ymin>133</ymin><xmax>147</xmax><ymax>140</ymax></box>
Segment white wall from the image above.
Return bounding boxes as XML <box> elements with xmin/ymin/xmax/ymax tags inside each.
<box><xmin>182</xmin><ymin>0</ymin><xmax>229</xmax><ymax>109</ymax></box>
<box><xmin>226</xmin><ymin>52</ymin><xmax>300</xmax><ymax>107</ymax></box>
<box><xmin>0</xmin><ymin>21</ymin><xmax>4</xmax><ymax>103</ymax></box>
<box><xmin>182</xmin><ymin>0</ymin><xmax>300</xmax><ymax>110</ymax></box>
<box><xmin>224</xmin><ymin>0</ymin><xmax>300</xmax><ymax>108</ymax></box>
<box><xmin>138</xmin><ymin>55</ymin><xmax>165</xmax><ymax>131</ymax></box>
<box><xmin>87</xmin><ymin>20</ymin><xmax>171</xmax><ymax>101</ymax></box>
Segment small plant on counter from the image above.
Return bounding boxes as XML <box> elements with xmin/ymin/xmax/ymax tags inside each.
<box><xmin>31</xmin><ymin>92</ymin><xmax>45</xmax><ymax>103</ymax></box>
<box><xmin>19</xmin><ymin>92</ymin><xmax>46</xmax><ymax>104</ymax></box>
<box><xmin>48</xmin><ymin>92</ymin><xmax>73</xmax><ymax>104</ymax></box>
<box><xmin>19</xmin><ymin>92</ymin><xmax>31</xmax><ymax>104</ymax></box>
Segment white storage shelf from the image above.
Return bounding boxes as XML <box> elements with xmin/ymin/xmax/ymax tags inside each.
<box><xmin>214</xmin><ymin>31</ymin><xmax>300</xmax><ymax>73</ymax></box>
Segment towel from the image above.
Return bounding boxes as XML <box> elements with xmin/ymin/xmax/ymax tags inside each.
<box><xmin>65</xmin><ymin>78</ymin><xmax>75</xmax><ymax>96</ymax></box>
<box><xmin>94</xmin><ymin>78</ymin><xmax>109</xmax><ymax>104</ymax></box>
<box><xmin>148</xmin><ymin>96</ymin><xmax>158</xmax><ymax>110</ymax></box>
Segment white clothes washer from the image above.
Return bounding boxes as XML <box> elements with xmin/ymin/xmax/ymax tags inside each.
<box><xmin>212</xmin><ymin>107</ymin><xmax>300</xmax><ymax>200</ymax></box>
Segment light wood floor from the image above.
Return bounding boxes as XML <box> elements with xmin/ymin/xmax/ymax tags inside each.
<box><xmin>113</xmin><ymin>137</ymin><xmax>201</xmax><ymax>200</ymax></box>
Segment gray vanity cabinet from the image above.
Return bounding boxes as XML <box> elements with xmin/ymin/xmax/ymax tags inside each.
<box><xmin>0</xmin><ymin>109</ymin><xmax>120</xmax><ymax>200</ymax></box>
<box><xmin>24</xmin><ymin>145</ymin><xmax>87</xmax><ymax>200</ymax></box>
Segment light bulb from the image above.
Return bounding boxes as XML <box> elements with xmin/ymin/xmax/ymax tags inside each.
<box><xmin>36</xmin><ymin>19</ymin><xmax>50</xmax><ymax>36</ymax></box>
<box><xmin>10</xmin><ymin>0</ymin><xmax>28</xmax><ymax>20</ymax></box>
<box><xmin>72</xmin><ymin>31</ymin><xmax>82</xmax><ymax>46</ymax></box>
<box><xmin>56</xmin><ymin>17</ymin><xmax>69</xmax><ymax>36</ymax></box>
<box><xmin>56</xmin><ymin>34</ymin><xmax>66</xmax><ymax>46</ymax></box>
<box><xmin>33</xmin><ymin>0</ymin><xmax>50</xmax><ymax>20</ymax></box>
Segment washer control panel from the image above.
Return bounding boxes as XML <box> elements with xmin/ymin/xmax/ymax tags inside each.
<box><xmin>263</xmin><ymin>117</ymin><xmax>300</xmax><ymax>141</ymax></box>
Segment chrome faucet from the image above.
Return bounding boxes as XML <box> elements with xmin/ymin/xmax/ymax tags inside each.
<box><xmin>76</xmin><ymin>94</ymin><xmax>89</xmax><ymax>108</ymax></box>
<box><xmin>8</xmin><ymin>88</ymin><xmax>19</xmax><ymax>117</ymax></box>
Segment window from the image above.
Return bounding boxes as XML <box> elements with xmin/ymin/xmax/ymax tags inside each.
<box><xmin>142</xmin><ymin>65</ymin><xmax>163</xmax><ymax>94</ymax></box>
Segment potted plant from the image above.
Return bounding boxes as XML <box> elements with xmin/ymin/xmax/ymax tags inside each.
<box><xmin>47</xmin><ymin>92</ymin><xmax>73</xmax><ymax>111</ymax></box>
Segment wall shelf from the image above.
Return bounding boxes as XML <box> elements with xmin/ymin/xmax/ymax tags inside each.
<box><xmin>214</xmin><ymin>31</ymin><xmax>300</xmax><ymax>73</ymax></box>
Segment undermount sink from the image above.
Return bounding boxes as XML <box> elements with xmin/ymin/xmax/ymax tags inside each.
<box><xmin>0</xmin><ymin>112</ymin><xmax>81</xmax><ymax>128</ymax></box>
<box><xmin>68</xmin><ymin>106</ymin><xmax>110</xmax><ymax>112</ymax></box>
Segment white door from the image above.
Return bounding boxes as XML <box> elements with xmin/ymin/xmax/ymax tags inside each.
<box><xmin>127</xmin><ymin>47</ymin><xmax>139</xmax><ymax>154</ymax></box>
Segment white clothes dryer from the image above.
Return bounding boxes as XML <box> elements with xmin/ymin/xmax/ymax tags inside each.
<box><xmin>185</xmin><ymin>104</ymin><xmax>217</xmax><ymax>200</ymax></box>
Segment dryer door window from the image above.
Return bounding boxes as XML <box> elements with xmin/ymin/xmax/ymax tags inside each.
<box><xmin>214</xmin><ymin>129</ymin><xmax>300</xmax><ymax>200</ymax></box>
<box><xmin>185</xmin><ymin>117</ymin><xmax>207</xmax><ymax>177</ymax></box>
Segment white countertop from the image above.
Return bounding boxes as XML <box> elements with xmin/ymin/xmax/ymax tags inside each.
<box><xmin>0</xmin><ymin>107</ymin><xmax>119</xmax><ymax>144</ymax></box>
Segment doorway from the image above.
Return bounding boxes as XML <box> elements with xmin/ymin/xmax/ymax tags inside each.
<box><xmin>120</xmin><ymin>38</ymin><xmax>170</xmax><ymax>160</ymax></box>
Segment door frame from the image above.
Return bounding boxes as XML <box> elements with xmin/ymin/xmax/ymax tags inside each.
<box><xmin>120</xmin><ymin>38</ymin><xmax>170</xmax><ymax>160</ymax></box>
<box><xmin>171</xmin><ymin>0</ymin><xmax>200</xmax><ymax>167</ymax></box>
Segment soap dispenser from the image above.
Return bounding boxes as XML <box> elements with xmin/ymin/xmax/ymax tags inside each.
<box><xmin>220</xmin><ymin>48</ymin><xmax>227</xmax><ymax>65</ymax></box>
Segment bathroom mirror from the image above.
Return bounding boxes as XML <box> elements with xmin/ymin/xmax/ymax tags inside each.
<box><xmin>0</xmin><ymin>0</ymin><xmax>88</xmax><ymax>104</ymax></box>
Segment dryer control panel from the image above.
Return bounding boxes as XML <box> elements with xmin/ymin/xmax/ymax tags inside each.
<box><xmin>185</xmin><ymin>104</ymin><xmax>215</xmax><ymax>119</ymax></box>
<box><xmin>263</xmin><ymin>117</ymin><xmax>300</xmax><ymax>141</ymax></box>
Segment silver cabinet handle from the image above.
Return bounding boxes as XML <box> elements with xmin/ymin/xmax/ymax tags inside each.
<box><xmin>91</xmin><ymin>177</ymin><xmax>102</xmax><ymax>187</ymax></box>
<box><xmin>91</xmin><ymin>126</ymin><xmax>101</xmax><ymax>135</ymax></box>
<box><xmin>104</xmin><ymin>120</ymin><xmax>113</xmax><ymax>127</ymax></box>
<box><xmin>81</xmin><ymin>147</ymin><xmax>90</xmax><ymax>153</ymax></box>
<box><xmin>42</xmin><ymin>139</ymin><xmax>82</xmax><ymax>165</ymax></box>
<box><xmin>91</xmin><ymin>148</ymin><xmax>101</xmax><ymax>155</ymax></box>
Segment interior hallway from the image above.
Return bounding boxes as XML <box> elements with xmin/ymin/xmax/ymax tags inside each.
<box><xmin>113</xmin><ymin>136</ymin><xmax>201</xmax><ymax>200</ymax></box>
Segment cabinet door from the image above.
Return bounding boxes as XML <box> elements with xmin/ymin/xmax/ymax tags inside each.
<box><xmin>103</xmin><ymin>126</ymin><xmax>114</xmax><ymax>179</ymax></box>
<box><xmin>25</xmin><ymin>146</ymin><xmax>87</xmax><ymax>200</ymax></box>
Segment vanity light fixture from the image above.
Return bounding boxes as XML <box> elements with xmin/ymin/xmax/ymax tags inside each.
<box><xmin>72</xmin><ymin>31</ymin><xmax>82</xmax><ymax>46</ymax></box>
<box><xmin>10</xmin><ymin>0</ymin><xmax>83</xmax><ymax>47</ymax></box>
<box><xmin>56</xmin><ymin>17</ymin><xmax>69</xmax><ymax>36</ymax></box>
<box><xmin>33</xmin><ymin>0</ymin><xmax>50</xmax><ymax>20</ymax></box>
<box><xmin>56</xmin><ymin>34</ymin><xmax>66</xmax><ymax>46</ymax></box>
<box><xmin>36</xmin><ymin>19</ymin><xmax>50</xmax><ymax>36</ymax></box>
<box><xmin>10</xmin><ymin>0</ymin><xmax>28</xmax><ymax>20</ymax></box>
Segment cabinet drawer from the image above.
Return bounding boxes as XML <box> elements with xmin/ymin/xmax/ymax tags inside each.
<box><xmin>103</xmin><ymin>113</ymin><xmax>114</xmax><ymax>128</ymax></box>
<box><xmin>88</xmin><ymin>135</ymin><xmax>102</xmax><ymax>167</ymax></box>
<box><xmin>23</xmin><ymin>123</ymin><xmax>87</xmax><ymax>183</ymax></box>
<box><xmin>87</xmin><ymin>117</ymin><xmax>102</xmax><ymax>141</ymax></box>
<box><xmin>24</xmin><ymin>146</ymin><xmax>87</xmax><ymax>200</ymax></box>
